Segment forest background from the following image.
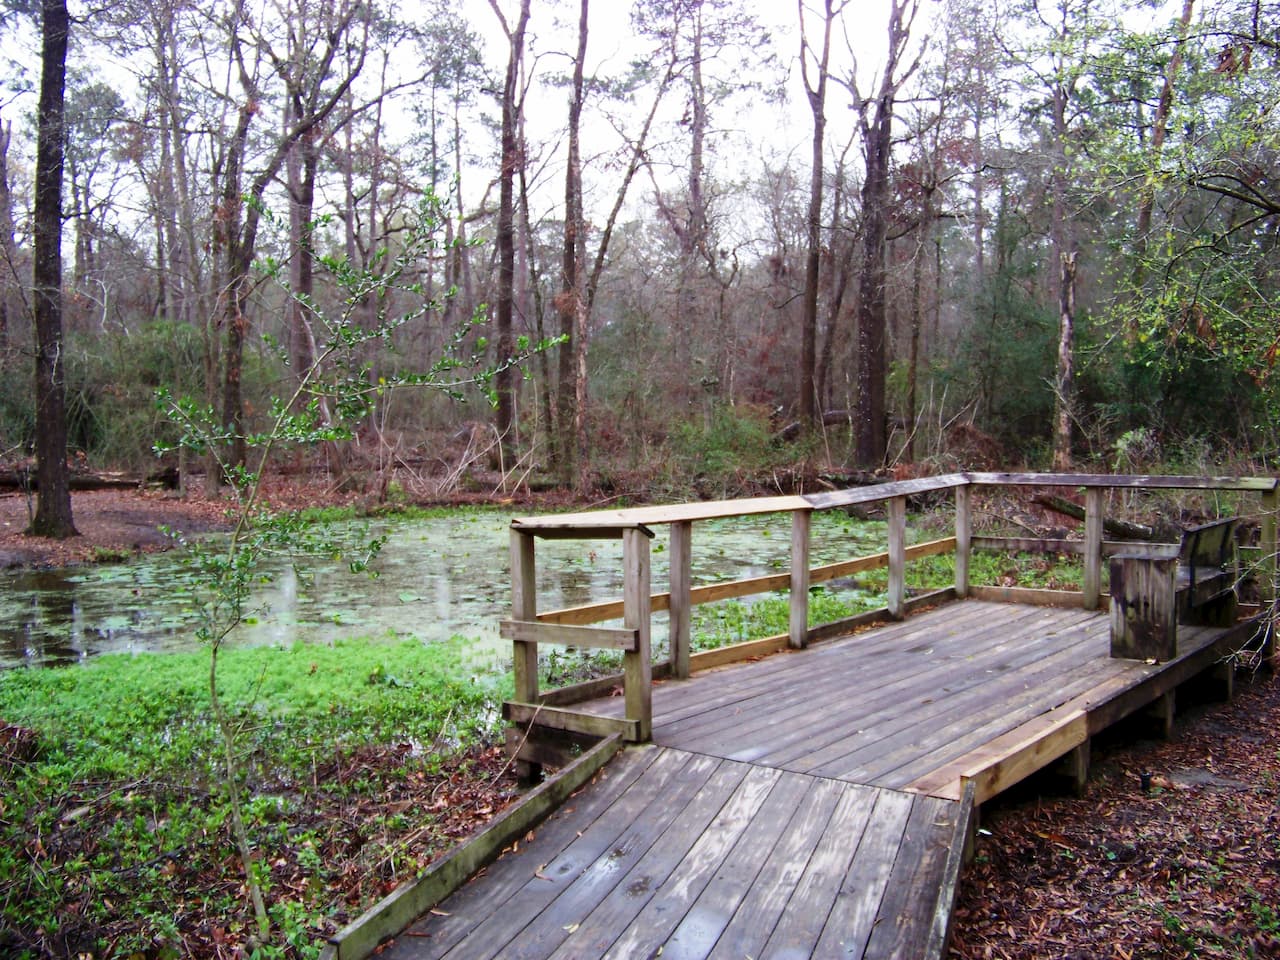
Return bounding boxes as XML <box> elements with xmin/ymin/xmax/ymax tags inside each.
<box><xmin>2</xmin><ymin>0</ymin><xmax>1278</xmax><ymax>519</ymax></box>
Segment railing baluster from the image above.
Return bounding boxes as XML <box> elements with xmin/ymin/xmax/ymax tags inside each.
<box><xmin>623</xmin><ymin>527</ymin><xmax>652</xmax><ymax>741</ymax></box>
<box><xmin>888</xmin><ymin>496</ymin><xmax>906</xmax><ymax>620</ymax></box>
<box><xmin>669</xmin><ymin>520</ymin><xmax>692</xmax><ymax>679</ymax></box>
<box><xmin>1084</xmin><ymin>488</ymin><xmax>1103</xmax><ymax>609</ymax></box>
<box><xmin>955</xmin><ymin>484</ymin><xmax>971</xmax><ymax>599</ymax></box>
<box><xmin>790</xmin><ymin>510</ymin><xmax>811</xmax><ymax>648</ymax></box>
<box><xmin>510</xmin><ymin>529</ymin><xmax>538</xmax><ymax>703</ymax></box>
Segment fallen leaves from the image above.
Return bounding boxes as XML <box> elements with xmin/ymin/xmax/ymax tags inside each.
<box><xmin>951</xmin><ymin>671</ymin><xmax>1280</xmax><ymax>959</ymax></box>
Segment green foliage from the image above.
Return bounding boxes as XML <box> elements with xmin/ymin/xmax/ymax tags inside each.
<box><xmin>0</xmin><ymin>640</ymin><xmax>504</xmax><ymax>959</ymax></box>
<box><xmin>666</xmin><ymin>404</ymin><xmax>787</xmax><ymax>495</ymax></box>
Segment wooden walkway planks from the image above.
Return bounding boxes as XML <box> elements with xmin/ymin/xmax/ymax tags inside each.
<box><xmin>367</xmin><ymin>598</ymin><xmax>1249</xmax><ymax>960</ymax></box>
<box><xmin>380</xmin><ymin>748</ymin><xmax>968</xmax><ymax>960</ymax></box>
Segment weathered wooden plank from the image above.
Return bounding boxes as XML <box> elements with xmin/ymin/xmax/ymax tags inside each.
<box><xmin>501</xmin><ymin>620</ymin><xmax>639</xmax><ymax>652</ymax></box>
<box><xmin>1261</xmin><ymin>487</ymin><xmax>1277</xmax><ymax>603</ymax></box>
<box><xmin>784</xmin><ymin>613</ymin><xmax>1103</xmax><ymax>779</ymax></box>
<box><xmin>967</xmin><ymin>584</ymin><xmax>1088</xmax><ymax>607</ymax></box>
<box><xmin>511</xmin><ymin>530</ymin><xmax>539</xmax><ymax>705</ymax></box>
<box><xmin>495</xmin><ymin>754</ymin><xmax>727</xmax><ymax>960</ymax></box>
<box><xmin>887</xmin><ymin>496</ymin><xmax>907</xmax><ymax>621</ymax></box>
<box><xmin>790</xmin><ymin>509</ymin><xmax>811</xmax><ymax>649</ymax></box>
<box><xmin>904</xmin><ymin>620</ymin><xmax>1245</xmax><ymax>802</ymax></box>
<box><xmin>659</xmin><ymin>602</ymin><xmax>1053</xmax><ymax>750</ymax></box>
<box><xmin>1083</xmin><ymin>487</ymin><xmax>1103</xmax><ymax>609</ymax></box>
<box><xmin>965</xmin><ymin>472</ymin><xmax>1278</xmax><ymax>491</ymax></box>
<box><xmin>757</xmin><ymin>784</ymin><xmax>879</xmax><ymax>958</ymax></box>
<box><xmin>426</xmin><ymin>750</ymin><xmax>718</xmax><ymax>960</ymax></box>
<box><xmin>671</xmin><ymin>607</ymin><xmax>1066</xmax><ymax>760</ymax></box>
<box><xmin>1109</xmin><ymin>554</ymin><xmax>1177</xmax><ymax>660</ymax></box>
<box><xmin>580</xmin><ymin>765</ymin><xmax>784</xmax><ymax>959</ymax></box>
<box><xmin>504</xmin><ymin>702</ymin><xmax>639</xmax><ymax>741</ymax></box>
<box><xmin>973</xmin><ymin>535</ymin><xmax>1180</xmax><ymax>557</ymax></box>
<box><xmin>512</xmin><ymin>496</ymin><xmax>811</xmax><ymax>531</ymax></box>
<box><xmin>862</xmin><ymin>795</ymin><xmax>962</xmax><ymax>960</ymax></box>
<box><xmin>321</xmin><ymin>735</ymin><xmax>624</xmax><ymax>960</ymax></box>
<box><xmin>658</xmin><ymin>771</ymin><xmax>813</xmax><ymax>959</ymax></box>
<box><xmin>383</xmin><ymin>744</ymin><xmax>666</xmax><ymax>960</ymax></box>
<box><xmin>809</xmin><ymin>787</ymin><xmax>915</xmax><ymax>959</ymax></box>
<box><xmin>519</xmin><ymin>524</ymin><xmax>655</xmax><ymax>540</ymax></box>
<box><xmin>669</xmin><ymin>520</ymin><xmax>693</xmax><ymax>679</ymax></box>
<box><xmin>875</xmin><ymin>644</ymin><xmax>1122</xmax><ymax>789</ymax></box>
<box><xmin>923</xmin><ymin>782</ymin><xmax>976</xmax><ymax>960</ymax></box>
<box><xmin>651</xmin><ymin>602</ymin><xmax>1027</xmax><ymax>746</ymax></box>
<box><xmin>547</xmin><ymin>761</ymin><xmax>753</xmax><ymax>959</ymax></box>
<box><xmin>802</xmin><ymin>473</ymin><xmax>971</xmax><ymax>510</ymax></box>
<box><xmin>955</xmin><ymin>485</ymin><xmax>971</xmax><ymax>598</ymax></box>
<box><xmin>623</xmin><ymin>527</ymin><xmax>653</xmax><ymax>741</ymax></box>
<box><xmin>704</xmin><ymin>777</ymin><xmax>847</xmax><ymax>960</ymax></box>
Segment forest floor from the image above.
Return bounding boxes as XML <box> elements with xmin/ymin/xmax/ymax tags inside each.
<box><xmin>1</xmin><ymin>481</ymin><xmax>1277</xmax><ymax>957</ymax></box>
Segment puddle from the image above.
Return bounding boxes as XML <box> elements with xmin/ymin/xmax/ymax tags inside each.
<box><xmin>0</xmin><ymin>508</ymin><xmax>888</xmax><ymax>669</ymax></box>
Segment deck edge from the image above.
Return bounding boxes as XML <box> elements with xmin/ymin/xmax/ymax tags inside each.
<box><xmin>316</xmin><ymin>734</ymin><xmax>625</xmax><ymax>960</ymax></box>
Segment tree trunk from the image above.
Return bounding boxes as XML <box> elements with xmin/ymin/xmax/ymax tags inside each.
<box><xmin>28</xmin><ymin>0</ymin><xmax>77</xmax><ymax>538</ymax></box>
<box><xmin>492</xmin><ymin>0</ymin><xmax>531</xmax><ymax>472</ymax></box>
<box><xmin>798</xmin><ymin>0</ymin><xmax>835</xmax><ymax>427</ymax></box>
<box><xmin>853</xmin><ymin>0</ymin><xmax>918</xmax><ymax>469</ymax></box>
<box><xmin>0</xmin><ymin>119</ymin><xmax>19</xmax><ymax>353</ymax></box>
<box><xmin>557</xmin><ymin>0</ymin><xmax>587</xmax><ymax>488</ymax></box>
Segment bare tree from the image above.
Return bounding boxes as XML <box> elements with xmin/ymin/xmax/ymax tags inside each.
<box><xmin>796</xmin><ymin>0</ymin><xmax>841</xmax><ymax>427</ymax></box>
<box><xmin>489</xmin><ymin>0</ymin><xmax>531</xmax><ymax>470</ymax></box>
<box><xmin>850</xmin><ymin>0</ymin><xmax>923</xmax><ymax>467</ymax></box>
<box><xmin>29</xmin><ymin>0</ymin><xmax>77</xmax><ymax>537</ymax></box>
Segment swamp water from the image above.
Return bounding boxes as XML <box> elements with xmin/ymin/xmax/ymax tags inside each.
<box><xmin>0</xmin><ymin>509</ymin><xmax>887</xmax><ymax>669</ymax></box>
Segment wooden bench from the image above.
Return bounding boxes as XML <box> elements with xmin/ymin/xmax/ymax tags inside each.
<box><xmin>1110</xmin><ymin>518</ymin><xmax>1239</xmax><ymax>661</ymax></box>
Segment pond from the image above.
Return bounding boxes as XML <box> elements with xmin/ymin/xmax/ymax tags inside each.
<box><xmin>0</xmin><ymin>508</ymin><xmax>889</xmax><ymax>669</ymax></box>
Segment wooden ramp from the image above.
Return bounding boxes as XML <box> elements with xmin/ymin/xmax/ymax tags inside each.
<box><xmin>380</xmin><ymin>744</ymin><xmax>970</xmax><ymax>960</ymax></box>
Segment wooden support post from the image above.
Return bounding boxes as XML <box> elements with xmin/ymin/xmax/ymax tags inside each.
<box><xmin>1143</xmin><ymin>689</ymin><xmax>1175</xmax><ymax>740</ymax></box>
<box><xmin>1262</xmin><ymin>487</ymin><xmax>1277</xmax><ymax>605</ymax></box>
<box><xmin>888</xmin><ymin>496</ymin><xmax>907</xmax><ymax>620</ymax></box>
<box><xmin>790</xmin><ymin>510</ymin><xmax>811</xmax><ymax>648</ymax></box>
<box><xmin>1060</xmin><ymin>738</ymin><xmax>1090</xmax><ymax>797</ymax></box>
<box><xmin>1211</xmin><ymin>658</ymin><xmax>1235</xmax><ymax>701</ymax></box>
<box><xmin>623</xmin><ymin>527</ymin><xmax>653</xmax><ymax>741</ymax></box>
<box><xmin>509</xmin><ymin>529</ymin><xmax>540</xmax><ymax>782</ymax></box>
<box><xmin>955</xmin><ymin>484</ymin><xmax>971</xmax><ymax>599</ymax></box>
<box><xmin>668</xmin><ymin>521</ymin><xmax>692</xmax><ymax>679</ymax></box>
<box><xmin>1083</xmin><ymin>487</ymin><xmax>1103</xmax><ymax>610</ymax></box>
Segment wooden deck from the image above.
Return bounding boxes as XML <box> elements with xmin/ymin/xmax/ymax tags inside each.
<box><xmin>574</xmin><ymin>599</ymin><xmax>1245</xmax><ymax>802</ymax></box>
<box><xmin>372</xmin><ymin>596</ymin><xmax>1256</xmax><ymax>960</ymax></box>
<box><xmin>381</xmin><ymin>745</ymin><xmax>968</xmax><ymax>960</ymax></box>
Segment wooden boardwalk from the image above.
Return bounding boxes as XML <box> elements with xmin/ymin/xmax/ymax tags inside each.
<box><xmin>573</xmin><ymin>599</ymin><xmax>1235</xmax><ymax>801</ymax></box>
<box><xmin>381</xmin><ymin>745</ymin><xmax>967</xmax><ymax>960</ymax></box>
<box><xmin>375</xmin><ymin>597</ymin><xmax>1251</xmax><ymax>960</ymax></box>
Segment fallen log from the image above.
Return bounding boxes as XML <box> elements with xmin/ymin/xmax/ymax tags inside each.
<box><xmin>1033</xmin><ymin>493</ymin><xmax>1155</xmax><ymax>540</ymax></box>
<box><xmin>0</xmin><ymin>466</ymin><xmax>179</xmax><ymax>492</ymax></box>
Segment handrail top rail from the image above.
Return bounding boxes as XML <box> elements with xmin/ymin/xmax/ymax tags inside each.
<box><xmin>510</xmin><ymin>472</ymin><xmax>1277</xmax><ymax>534</ymax></box>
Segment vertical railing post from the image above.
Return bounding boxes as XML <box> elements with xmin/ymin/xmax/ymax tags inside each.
<box><xmin>669</xmin><ymin>521</ymin><xmax>692</xmax><ymax>679</ymax></box>
<box><xmin>790</xmin><ymin>510</ymin><xmax>811</xmax><ymax>648</ymax></box>
<box><xmin>955</xmin><ymin>484</ymin><xmax>971</xmax><ymax>599</ymax></box>
<box><xmin>510</xmin><ymin>528</ymin><xmax>538</xmax><ymax>704</ymax></box>
<box><xmin>510</xmin><ymin>527</ymin><xmax>540</xmax><ymax>781</ymax></box>
<box><xmin>1083</xmin><ymin>487</ymin><xmax>1103</xmax><ymax>610</ymax></box>
<box><xmin>623</xmin><ymin>527</ymin><xmax>653</xmax><ymax>741</ymax></box>
<box><xmin>1261</xmin><ymin>486</ymin><xmax>1277</xmax><ymax>605</ymax></box>
<box><xmin>888</xmin><ymin>496</ymin><xmax>907</xmax><ymax>620</ymax></box>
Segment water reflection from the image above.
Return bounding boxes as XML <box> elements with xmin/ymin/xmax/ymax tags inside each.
<box><xmin>0</xmin><ymin>510</ymin><xmax>883</xmax><ymax>668</ymax></box>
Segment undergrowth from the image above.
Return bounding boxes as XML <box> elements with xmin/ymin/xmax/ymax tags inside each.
<box><xmin>0</xmin><ymin>638</ymin><xmax>511</xmax><ymax>959</ymax></box>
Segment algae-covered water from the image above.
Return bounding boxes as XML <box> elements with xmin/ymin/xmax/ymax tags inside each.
<box><xmin>0</xmin><ymin>508</ymin><xmax>887</xmax><ymax>668</ymax></box>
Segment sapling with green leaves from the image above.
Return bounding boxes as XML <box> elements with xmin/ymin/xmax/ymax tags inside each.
<box><xmin>156</xmin><ymin>193</ymin><xmax>549</xmax><ymax>944</ymax></box>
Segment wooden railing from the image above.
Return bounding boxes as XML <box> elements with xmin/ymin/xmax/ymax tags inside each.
<box><xmin>502</xmin><ymin>472</ymin><xmax>1278</xmax><ymax>744</ymax></box>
